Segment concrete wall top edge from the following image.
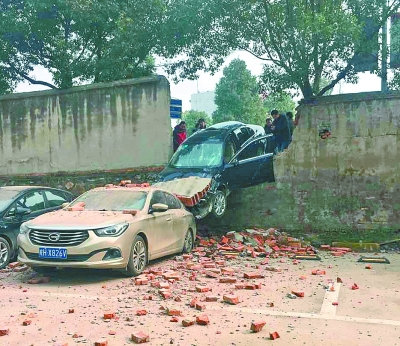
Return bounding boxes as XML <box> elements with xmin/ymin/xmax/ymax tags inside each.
<box><xmin>299</xmin><ymin>90</ymin><xmax>400</xmax><ymax>107</ymax></box>
<box><xmin>0</xmin><ymin>75</ymin><xmax>169</xmax><ymax>102</ymax></box>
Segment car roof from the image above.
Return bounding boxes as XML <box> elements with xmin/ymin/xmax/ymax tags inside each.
<box><xmin>0</xmin><ymin>186</ymin><xmax>43</xmax><ymax>192</ymax></box>
<box><xmin>185</xmin><ymin>121</ymin><xmax>245</xmax><ymax>143</ymax></box>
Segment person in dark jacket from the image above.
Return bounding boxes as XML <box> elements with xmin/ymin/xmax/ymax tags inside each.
<box><xmin>270</xmin><ymin>109</ymin><xmax>291</xmax><ymax>152</ymax></box>
<box><xmin>192</xmin><ymin>118</ymin><xmax>207</xmax><ymax>134</ymax></box>
<box><xmin>173</xmin><ymin>121</ymin><xmax>187</xmax><ymax>152</ymax></box>
<box><xmin>286</xmin><ymin>111</ymin><xmax>295</xmax><ymax>134</ymax></box>
<box><xmin>264</xmin><ymin>117</ymin><xmax>273</xmax><ymax>134</ymax></box>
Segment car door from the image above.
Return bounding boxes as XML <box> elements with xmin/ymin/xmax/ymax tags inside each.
<box><xmin>146</xmin><ymin>190</ymin><xmax>175</xmax><ymax>258</ymax></box>
<box><xmin>222</xmin><ymin>136</ymin><xmax>274</xmax><ymax>189</ymax></box>
<box><xmin>164</xmin><ymin>192</ymin><xmax>187</xmax><ymax>251</ymax></box>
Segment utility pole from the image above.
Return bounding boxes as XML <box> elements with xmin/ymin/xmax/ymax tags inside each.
<box><xmin>381</xmin><ymin>0</ymin><xmax>389</xmax><ymax>92</ymax></box>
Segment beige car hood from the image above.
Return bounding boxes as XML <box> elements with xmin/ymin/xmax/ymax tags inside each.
<box><xmin>27</xmin><ymin>210</ymin><xmax>134</xmax><ymax>230</ymax></box>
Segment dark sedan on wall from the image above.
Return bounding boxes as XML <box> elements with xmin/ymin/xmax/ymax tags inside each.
<box><xmin>0</xmin><ymin>186</ymin><xmax>74</xmax><ymax>269</ymax></box>
<box><xmin>159</xmin><ymin>121</ymin><xmax>275</xmax><ymax>219</ymax></box>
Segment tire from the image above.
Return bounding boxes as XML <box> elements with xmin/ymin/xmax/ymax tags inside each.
<box><xmin>125</xmin><ymin>235</ymin><xmax>148</xmax><ymax>277</ymax></box>
<box><xmin>0</xmin><ymin>237</ymin><xmax>11</xmax><ymax>270</ymax></box>
<box><xmin>212</xmin><ymin>190</ymin><xmax>227</xmax><ymax>218</ymax></box>
<box><xmin>182</xmin><ymin>230</ymin><xmax>193</xmax><ymax>253</ymax></box>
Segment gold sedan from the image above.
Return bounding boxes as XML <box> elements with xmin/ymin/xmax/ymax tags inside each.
<box><xmin>17</xmin><ymin>186</ymin><xmax>196</xmax><ymax>276</ymax></box>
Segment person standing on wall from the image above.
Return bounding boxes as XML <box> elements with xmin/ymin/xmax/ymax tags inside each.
<box><xmin>270</xmin><ymin>110</ymin><xmax>291</xmax><ymax>152</ymax></box>
<box><xmin>173</xmin><ymin>121</ymin><xmax>187</xmax><ymax>152</ymax></box>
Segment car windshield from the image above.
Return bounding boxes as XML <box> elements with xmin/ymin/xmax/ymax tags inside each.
<box><xmin>170</xmin><ymin>140</ymin><xmax>224</xmax><ymax>168</ymax></box>
<box><xmin>70</xmin><ymin>190</ymin><xmax>148</xmax><ymax>211</ymax></box>
<box><xmin>0</xmin><ymin>189</ymin><xmax>20</xmax><ymax>212</ymax></box>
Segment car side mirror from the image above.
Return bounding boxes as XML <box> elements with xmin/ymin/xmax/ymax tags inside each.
<box><xmin>150</xmin><ymin>203</ymin><xmax>169</xmax><ymax>213</ymax></box>
<box><xmin>15</xmin><ymin>207</ymin><xmax>31</xmax><ymax>217</ymax></box>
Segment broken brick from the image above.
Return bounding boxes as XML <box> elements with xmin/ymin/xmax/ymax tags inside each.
<box><xmin>170</xmin><ymin>317</ymin><xmax>179</xmax><ymax>322</ymax></box>
<box><xmin>291</xmin><ymin>291</ymin><xmax>304</xmax><ymax>298</ymax></box>
<box><xmin>195</xmin><ymin>303</ymin><xmax>206</xmax><ymax>311</ymax></box>
<box><xmin>22</xmin><ymin>320</ymin><xmax>31</xmax><ymax>326</ymax></box>
<box><xmin>131</xmin><ymin>331</ymin><xmax>149</xmax><ymax>344</ymax></box>
<box><xmin>219</xmin><ymin>277</ymin><xmax>237</xmax><ymax>284</ymax></box>
<box><xmin>167</xmin><ymin>308</ymin><xmax>182</xmax><ymax>316</ymax></box>
<box><xmin>189</xmin><ymin>298</ymin><xmax>197</xmax><ymax>308</ymax></box>
<box><xmin>103</xmin><ymin>313</ymin><xmax>116</xmax><ymax>320</ymax></box>
<box><xmin>223</xmin><ymin>295</ymin><xmax>239</xmax><ymax>305</ymax></box>
<box><xmin>68</xmin><ymin>309</ymin><xmax>75</xmax><ymax>314</ymax></box>
<box><xmin>94</xmin><ymin>341</ymin><xmax>108</xmax><ymax>346</ymax></box>
<box><xmin>0</xmin><ymin>328</ymin><xmax>10</xmax><ymax>336</ymax></box>
<box><xmin>159</xmin><ymin>290</ymin><xmax>172</xmax><ymax>299</ymax></box>
<box><xmin>205</xmin><ymin>271</ymin><xmax>219</xmax><ymax>279</ymax></box>
<box><xmin>196</xmin><ymin>285</ymin><xmax>210</xmax><ymax>293</ymax></box>
<box><xmin>135</xmin><ymin>278</ymin><xmax>149</xmax><ymax>285</ymax></box>
<box><xmin>136</xmin><ymin>310</ymin><xmax>147</xmax><ymax>316</ymax></box>
<box><xmin>251</xmin><ymin>321</ymin><xmax>266</xmax><ymax>333</ymax></box>
<box><xmin>205</xmin><ymin>296</ymin><xmax>218</xmax><ymax>302</ymax></box>
<box><xmin>182</xmin><ymin>319</ymin><xmax>194</xmax><ymax>327</ymax></box>
<box><xmin>196</xmin><ymin>315</ymin><xmax>210</xmax><ymax>325</ymax></box>
<box><xmin>351</xmin><ymin>283</ymin><xmax>359</xmax><ymax>290</ymax></box>
<box><xmin>337</xmin><ymin>277</ymin><xmax>343</xmax><ymax>283</ymax></box>
<box><xmin>270</xmin><ymin>331</ymin><xmax>280</xmax><ymax>340</ymax></box>
<box><xmin>332</xmin><ymin>302</ymin><xmax>339</xmax><ymax>306</ymax></box>
<box><xmin>311</xmin><ymin>269</ymin><xmax>326</xmax><ymax>275</ymax></box>
<box><xmin>244</xmin><ymin>272</ymin><xmax>263</xmax><ymax>279</ymax></box>
<box><xmin>365</xmin><ymin>265</ymin><xmax>372</xmax><ymax>270</ymax></box>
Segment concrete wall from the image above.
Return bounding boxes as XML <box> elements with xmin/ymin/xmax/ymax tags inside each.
<box><xmin>0</xmin><ymin>76</ymin><xmax>171</xmax><ymax>175</ymax></box>
<box><xmin>207</xmin><ymin>91</ymin><xmax>400</xmax><ymax>242</ymax></box>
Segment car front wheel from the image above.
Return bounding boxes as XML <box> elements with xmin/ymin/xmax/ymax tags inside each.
<box><xmin>212</xmin><ymin>190</ymin><xmax>227</xmax><ymax>218</ymax></box>
<box><xmin>0</xmin><ymin>237</ymin><xmax>11</xmax><ymax>270</ymax></box>
<box><xmin>182</xmin><ymin>230</ymin><xmax>193</xmax><ymax>253</ymax></box>
<box><xmin>125</xmin><ymin>235</ymin><xmax>147</xmax><ymax>277</ymax></box>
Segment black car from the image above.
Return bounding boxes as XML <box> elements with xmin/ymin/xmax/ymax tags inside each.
<box><xmin>159</xmin><ymin>121</ymin><xmax>275</xmax><ymax>219</ymax></box>
<box><xmin>0</xmin><ymin>186</ymin><xmax>74</xmax><ymax>269</ymax></box>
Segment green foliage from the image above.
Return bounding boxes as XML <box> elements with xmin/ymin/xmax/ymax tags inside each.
<box><xmin>262</xmin><ymin>92</ymin><xmax>296</xmax><ymax>116</ymax></box>
<box><xmin>213</xmin><ymin>59</ymin><xmax>266</xmax><ymax>125</ymax></box>
<box><xmin>165</xmin><ymin>0</ymin><xmax>400</xmax><ymax>99</ymax></box>
<box><xmin>182</xmin><ymin>110</ymin><xmax>213</xmax><ymax>134</ymax></box>
<box><xmin>0</xmin><ymin>0</ymin><xmax>165</xmax><ymax>92</ymax></box>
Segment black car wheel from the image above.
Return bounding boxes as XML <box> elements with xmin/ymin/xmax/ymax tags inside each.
<box><xmin>212</xmin><ymin>190</ymin><xmax>227</xmax><ymax>218</ymax></box>
<box><xmin>125</xmin><ymin>235</ymin><xmax>148</xmax><ymax>277</ymax></box>
<box><xmin>0</xmin><ymin>237</ymin><xmax>11</xmax><ymax>270</ymax></box>
<box><xmin>182</xmin><ymin>230</ymin><xmax>194</xmax><ymax>253</ymax></box>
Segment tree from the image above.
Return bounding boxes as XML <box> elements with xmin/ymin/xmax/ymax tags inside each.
<box><xmin>182</xmin><ymin>110</ymin><xmax>213</xmax><ymax>133</ymax></box>
<box><xmin>164</xmin><ymin>0</ymin><xmax>400</xmax><ymax>99</ymax></box>
<box><xmin>262</xmin><ymin>91</ymin><xmax>296</xmax><ymax>115</ymax></box>
<box><xmin>0</xmin><ymin>0</ymin><xmax>166</xmax><ymax>92</ymax></box>
<box><xmin>213</xmin><ymin>59</ymin><xmax>266</xmax><ymax>125</ymax></box>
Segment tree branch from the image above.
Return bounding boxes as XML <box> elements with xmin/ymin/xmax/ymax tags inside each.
<box><xmin>10</xmin><ymin>66</ymin><xmax>57</xmax><ymax>89</ymax></box>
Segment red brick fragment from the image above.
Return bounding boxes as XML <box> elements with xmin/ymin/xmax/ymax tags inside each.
<box><xmin>219</xmin><ymin>277</ymin><xmax>236</xmax><ymax>284</ymax></box>
<box><xmin>196</xmin><ymin>285</ymin><xmax>210</xmax><ymax>293</ymax></box>
<box><xmin>182</xmin><ymin>319</ymin><xmax>194</xmax><ymax>327</ymax></box>
<box><xmin>136</xmin><ymin>310</ymin><xmax>147</xmax><ymax>316</ymax></box>
<box><xmin>159</xmin><ymin>290</ymin><xmax>172</xmax><ymax>299</ymax></box>
<box><xmin>167</xmin><ymin>308</ymin><xmax>182</xmax><ymax>316</ymax></box>
<box><xmin>270</xmin><ymin>331</ymin><xmax>280</xmax><ymax>340</ymax></box>
<box><xmin>332</xmin><ymin>302</ymin><xmax>339</xmax><ymax>306</ymax></box>
<box><xmin>291</xmin><ymin>291</ymin><xmax>304</xmax><ymax>298</ymax></box>
<box><xmin>103</xmin><ymin>313</ymin><xmax>116</xmax><ymax>320</ymax></box>
<box><xmin>365</xmin><ymin>265</ymin><xmax>372</xmax><ymax>270</ymax></box>
<box><xmin>235</xmin><ymin>284</ymin><xmax>244</xmax><ymax>290</ymax></box>
<box><xmin>131</xmin><ymin>331</ymin><xmax>149</xmax><ymax>344</ymax></box>
<box><xmin>170</xmin><ymin>317</ymin><xmax>179</xmax><ymax>322</ymax></box>
<box><xmin>0</xmin><ymin>329</ymin><xmax>9</xmax><ymax>336</ymax></box>
<box><xmin>22</xmin><ymin>320</ymin><xmax>31</xmax><ymax>326</ymax></box>
<box><xmin>320</xmin><ymin>245</ymin><xmax>331</xmax><ymax>250</ymax></box>
<box><xmin>337</xmin><ymin>277</ymin><xmax>343</xmax><ymax>283</ymax></box>
<box><xmin>351</xmin><ymin>283</ymin><xmax>359</xmax><ymax>290</ymax></box>
<box><xmin>8</xmin><ymin>262</ymin><xmax>23</xmax><ymax>269</ymax></box>
<box><xmin>205</xmin><ymin>271</ymin><xmax>219</xmax><ymax>279</ymax></box>
<box><xmin>251</xmin><ymin>321</ymin><xmax>266</xmax><ymax>333</ymax></box>
<box><xmin>68</xmin><ymin>309</ymin><xmax>74</xmax><ymax>314</ymax></box>
<box><xmin>189</xmin><ymin>298</ymin><xmax>197</xmax><ymax>308</ymax></box>
<box><xmin>108</xmin><ymin>331</ymin><xmax>116</xmax><ymax>335</ymax></box>
<box><xmin>311</xmin><ymin>269</ymin><xmax>326</xmax><ymax>275</ymax></box>
<box><xmin>135</xmin><ymin>278</ymin><xmax>149</xmax><ymax>285</ymax></box>
<box><xmin>94</xmin><ymin>341</ymin><xmax>108</xmax><ymax>346</ymax></box>
<box><xmin>223</xmin><ymin>295</ymin><xmax>239</xmax><ymax>305</ymax></box>
<box><xmin>205</xmin><ymin>295</ymin><xmax>218</xmax><ymax>302</ymax></box>
<box><xmin>196</xmin><ymin>315</ymin><xmax>210</xmax><ymax>325</ymax></box>
<box><xmin>195</xmin><ymin>303</ymin><xmax>206</xmax><ymax>311</ymax></box>
<box><xmin>244</xmin><ymin>272</ymin><xmax>263</xmax><ymax>279</ymax></box>
<box><xmin>221</xmin><ymin>267</ymin><xmax>235</xmax><ymax>275</ymax></box>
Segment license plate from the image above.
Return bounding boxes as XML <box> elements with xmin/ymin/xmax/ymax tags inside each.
<box><xmin>39</xmin><ymin>247</ymin><xmax>67</xmax><ymax>259</ymax></box>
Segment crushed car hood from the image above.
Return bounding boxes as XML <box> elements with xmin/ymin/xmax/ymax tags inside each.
<box><xmin>27</xmin><ymin>210</ymin><xmax>134</xmax><ymax>230</ymax></box>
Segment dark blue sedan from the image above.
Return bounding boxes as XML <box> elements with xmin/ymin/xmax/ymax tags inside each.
<box><xmin>0</xmin><ymin>186</ymin><xmax>74</xmax><ymax>269</ymax></box>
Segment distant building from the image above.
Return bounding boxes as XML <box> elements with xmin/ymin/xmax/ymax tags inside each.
<box><xmin>190</xmin><ymin>91</ymin><xmax>217</xmax><ymax>117</ymax></box>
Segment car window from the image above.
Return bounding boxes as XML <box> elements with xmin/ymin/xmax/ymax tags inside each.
<box><xmin>17</xmin><ymin>191</ymin><xmax>46</xmax><ymax>212</ymax></box>
<box><xmin>45</xmin><ymin>190</ymin><xmax>68</xmax><ymax>208</ymax></box>
<box><xmin>150</xmin><ymin>191</ymin><xmax>167</xmax><ymax>206</ymax></box>
<box><xmin>164</xmin><ymin>192</ymin><xmax>181</xmax><ymax>209</ymax></box>
<box><xmin>224</xmin><ymin>136</ymin><xmax>237</xmax><ymax>163</ymax></box>
<box><xmin>233</xmin><ymin>127</ymin><xmax>252</xmax><ymax>147</ymax></box>
<box><xmin>237</xmin><ymin>138</ymin><xmax>267</xmax><ymax>161</ymax></box>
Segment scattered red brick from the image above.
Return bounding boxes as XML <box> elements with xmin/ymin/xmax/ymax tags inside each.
<box><xmin>196</xmin><ymin>285</ymin><xmax>210</xmax><ymax>293</ymax></box>
<box><xmin>244</xmin><ymin>272</ymin><xmax>263</xmax><ymax>279</ymax></box>
<box><xmin>68</xmin><ymin>309</ymin><xmax>75</xmax><ymax>314</ymax></box>
<box><xmin>235</xmin><ymin>284</ymin><xmax>244</xmax><ymax>290</ymax></box>
<box><xmin>196</xmin><ymin>315</ymin><xmax>210</xmax><ymax>325</ymax></box>
<box><xmin>8</xmin><ymin>262</ymin><xmax>23</xmax><ymax>269</ymax></box>
<box><xmin>135</xmin><ymin>278</ymin><xmax>149</xmax><ymax>285</ymax></box>
<box><xmin>167</xmin><ymin>308</ymin><xmax>182</xmax><ymax>316</ymax></box>
<box><xmin>205</xmin><ymin>296</ymin><xmax>218</xmax><ymax>302</ymax></box>
<box><xmin>205</xmin><ymin>271</ymin><xmax>219</xmax><ymax>279</ymax></box>
<box><xmin>195</xmin><ymin>303</ymin><xmax>206</xmax><ymax>311</ymax></box>
<box><xmin>219</xmin><ymin>277</ymin><xmax>236</xmax><ymax>283</ymax></box>
<box><xmin>311</xmin><ymin>269</ymin><xmax>326</xmax><ymax>275</ymax></box>
<box><xmin>94</xmin><ymin>341</ymin><xmax>108</xmax><ymax>346</ymax></box>
<box><xmin>131</xmin><ymin>331</ymin><xmax>150</xmax><ymax>344</ymax></box>
<box><xmin>0</xmin><ymin>329</ymin><xmax>9</xmax><ymax>336</ymax></box>
<box><xmin>103</xmin><ymin>313</ymin><xmax>116</xmax><ymax>320</ymax></box>
<box><xmin>332</xmin><ymin>302</ymin><xmax>339</xmax><ymax>306</ymax></box>
<box><xmin>159</xmin><ymin>290</ymin><xmax>172</xmax><ymax>299</ymax></box>
<box><xmin>365</xmin><ymin>265</ymin><xmax>372</xmax><ymax>270</ymax></box>
<box><xmin>351</xmin><ymin>283</ymin><xmax>359</xmax><ymax>290</ymax></box>
<box><xmin>182</xmin><ymin>319</ymin><xmax>194</xmax><ymax>327</ymax></box>
<box><xmin>170</xmin><ymin>317</ymin><xmax>179</xmax><ymax>322</ymax></box>
<box><xmin>136</xmin><ymin>310</ymin><xmax>147</xmax><ymax>316</ymax></box>
<box><xmin>223</xmin><ymin>295</ymin><xmax>239</xmax><ymax>305</ymax></box>
<box><xmin>270</xmin><ymin>331</ymin><xmax>280</xmax><ymax>340</ymax></box>
<box><xmin>22</xmin><ymin>320</ymin><xmax>31</xmax><ymax>326</ymax></box>
<box><xmin>291</xmin><ymin>291</ymin><xmax>304</xmax><ymax>298</ymax></box>
<box><xmin>251</xmin><ymin>321</ymin><xmax>266</xmax><ymax>333</ymax></box>
<box><xmin>337</xmin><ymin>277</ymin><xmax>343</xmax><ymax>283</ymax></box>
<box><xmin>108</xmin><ymin>331</ymin><xmax>116</xmax><ymax>335</ymax></box>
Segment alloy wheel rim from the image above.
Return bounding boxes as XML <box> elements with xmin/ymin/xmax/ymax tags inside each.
<box><xmin>0</xmin><ymin>242</ymin><xmax>8</xmax><ymax>266</ymax></box>
<box><xmin>184</xmin><ymin>232</ymin><xmax>193</xmax><ymax>251</ymax></box>
<box><xmin>132</xmin><ymin>240</ymin><xmax>146</xmax><ymax>272</ymax></box>
<box><xmin>214</xmin><ymin>193</ymin><xmax>226</xmax><ymax>216</ymax></box>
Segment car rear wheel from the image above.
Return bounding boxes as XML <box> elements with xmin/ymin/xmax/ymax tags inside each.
<box><xmin>182</xmin><ymin>230</ymin><xmax>193</xmax><ymax>253</ymax></box>
<box><xmin>125</xmin><ymin>235</ymin><xmax>147</xmax><ymax>277</ymax></box>
<box><xmin>0</xmin><ymin>237</ymin><xmax>11</xmax><ymax>270</ymax></box>
<box><xmin>212</xmin><ymin>190</ymin><xmax>227</xmax><ymax>218</ymax></box>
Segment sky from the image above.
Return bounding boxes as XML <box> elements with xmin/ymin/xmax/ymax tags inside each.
<box><xmin>15</xmin><ymin>50</ymin><xmax>383</xmax><ymax>112</ymax></box>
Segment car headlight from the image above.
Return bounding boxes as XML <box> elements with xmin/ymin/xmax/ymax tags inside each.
<box><xmin>20</xmin><ymin>223</ymin><xmax>30</xmax><ymax>235</ymax></box>
<box><xmin>94</xmin><ymin>223</ymin><xmax>129</xmax><ymax>237</ymax></box>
